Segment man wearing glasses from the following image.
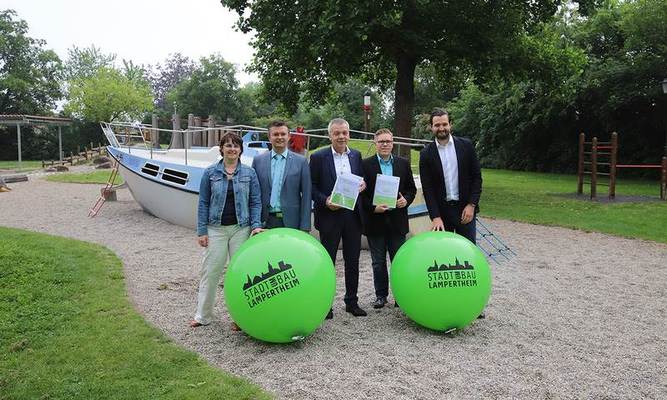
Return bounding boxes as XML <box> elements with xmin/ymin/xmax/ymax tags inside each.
<box><xmin>361</xmin><ymin>128</ymin><xmax>417</xmax><ymax>309</ymax></box>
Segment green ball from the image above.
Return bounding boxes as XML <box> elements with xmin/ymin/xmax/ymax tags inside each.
<box><xmin>223</xmin><ymin>228</ymin><xmax>336</xmax><ymax>343</ymax></box>
<box><xmin>390</xmin><ymin>231</ymin><xmax>491</xmax><ymax>331</ymax></box>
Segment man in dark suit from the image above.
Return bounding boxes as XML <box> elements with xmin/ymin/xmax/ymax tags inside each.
<box><xmin>419</xmin><ymin>108</ymin><xmax>482</xmax><ymax>243</ymax></box>
<box><xmin>310</xmin><ymin>118</ymin><xmax>367</xmax><ymax>318</ymax></box>
<box><xmin>252</xmin><ymin>120</ymin><xmax>311</xmax><ymax>231</ymax></box>
<box><xmin>361</xmin><ymin>128</ymin><xmax>417</xmax><ymax>308</ymax></box>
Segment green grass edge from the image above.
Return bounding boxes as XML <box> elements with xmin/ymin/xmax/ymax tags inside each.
<box><xmin>0</xmin><ymin>226</ymin><xmax>272</xmax><ymax>400</ymax></box>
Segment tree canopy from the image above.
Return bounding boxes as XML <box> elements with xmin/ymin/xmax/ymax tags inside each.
<box><xmin>166</xmin><ymin>54</ymin><xmax>241</xmax><ymax>122</ymax></box>
<box><xmin>64</xmin><ymin>67</ymin><xmax>153</xmax><ymax>122</ymax></box>
<box><xmin>220</xmin><ymin>0</ymin><xmax>594</xmax><ymax>156</ymax></box>
<box><xmin>0</xmin><ymin>9</ymin><xmax>62</xmax><ymax>114</ymax></box>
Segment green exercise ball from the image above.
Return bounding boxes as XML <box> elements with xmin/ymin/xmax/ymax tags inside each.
<box><xmin>390</xmin><ymin>231</ymin><xmax>491</xmax><ymax>331</ymax></box>
<box><xmin>223</xmin><ymin>228</ymin><xmax>336</xmax><ymax>343</ymax></box>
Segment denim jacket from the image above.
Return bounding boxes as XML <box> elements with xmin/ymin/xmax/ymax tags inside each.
<box><xmin>197</xmin><ymin>161</ymin><xmax>262</xmax><ymax>236</ymax></box>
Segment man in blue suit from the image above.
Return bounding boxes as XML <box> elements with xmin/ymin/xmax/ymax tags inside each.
<box><xmin>310</xmin><ymin>118</ymin><xmax>367</xmax><ymax>318</ymax></box>
<box><xmin>252</xmin><ymin>120</ymin><xmax>312</xmax><ymax>231</ymax></box>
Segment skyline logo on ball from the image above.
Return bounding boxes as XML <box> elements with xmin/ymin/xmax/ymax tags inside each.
<box><xmin>426</xmin><ymin>258</ymin><xmax>478</xmax><ymax>289</ymax></box>
<box><xmin>242</xmin><ymin>260</ymin><xmax>301</xmax><ymax>308</ymax></box>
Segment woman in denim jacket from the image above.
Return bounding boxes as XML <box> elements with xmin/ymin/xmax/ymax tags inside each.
<box><xmin>190</xmin><ymin>132</ymin><xmax>262</xmax><ymax>329</ymax></box>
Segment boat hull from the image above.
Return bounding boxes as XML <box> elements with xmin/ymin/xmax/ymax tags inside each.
<box><xmin>118</xmin><ymin>161</ymin><xmax>198</xmax><ymax>229</ymax></box>
<box><xmin>107</xmin><ymin>146</ymin><xmax>432</xmax><ymax>236</ymax></box>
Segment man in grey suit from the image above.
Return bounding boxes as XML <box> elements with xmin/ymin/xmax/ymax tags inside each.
<box><xmin>252</xmin><ymin>120</ymin><xmax>312</xmax><ymax>231</ymax></box>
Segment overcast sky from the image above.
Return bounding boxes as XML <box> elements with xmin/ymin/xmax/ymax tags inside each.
<box><xmin>5</xmin><ymin>0</ymin><xmax>257</xmax><ymax>84</ymax></box>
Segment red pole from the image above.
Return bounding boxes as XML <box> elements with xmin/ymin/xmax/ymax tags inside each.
<box><xmin>591</xmin><ymin>137</ymin><xmax>598</xmax><ymax>200</ymax></box>
<box><xmin>577</xmin><ymin>133</ymin><xmax>585</xmax><ymax>195</ymax></box>
<box><xmin>661</xmin><ymin>157</ymin><xmax>666</xmax><ymax>201</ymax></box>
<box><xmin>609</xmin><ymin>132</ymin><xmax>618</xmax><ymax>200</ymax></box>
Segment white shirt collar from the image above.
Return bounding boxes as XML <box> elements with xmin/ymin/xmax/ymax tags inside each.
<box><xmin>435</xmin><ymin>137</ymin><xmax>454</xmax><ymax>149</ymax></box>
<box><xmin>331</xmin><ymin>145</ymin><xmax>351</xmax><ymax>156</ymax></box>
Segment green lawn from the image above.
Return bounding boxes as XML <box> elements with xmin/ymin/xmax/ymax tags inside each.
<box><xmin>0</xmin><ymin>226</ymin><xmax>270</xmax><ymax>400</ymax></box>
<box><xmin>0</xmin><ymin>160</ymin><xmax>43</xmax><ymax>172</ymax></box>
<box><xmin>310</xmin><ymin>142</ymin><xmax>667</xmax><ymax>243</ymax></box>
<box><xmin>46</xmin><ymin>170</ymin><xmax>124</xmax><ymax>185</ymax></box>
<box><xmin>479</xmin><ymin>169</ymin><xmax>667</xmax><ymax>243</ymax></box>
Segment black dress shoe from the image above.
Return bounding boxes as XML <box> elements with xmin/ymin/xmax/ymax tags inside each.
<box><xmin>345</xmin><ymin>304</ymin><xmax>367</xmax><ymax>317</ymax></box>
<box><xmin>325</xmin><ymin>308</ymin><xmax>333</xmax><ymax>319</ymax></box>
<box><xmin>372</xmin><ymin>297</ymin><xmax>387</xmax><ymax>309</ymax></box>
<box><xmin>394</xmin><ymin>301</ymin><xmax>399</xmax><ymax>308</ymax></box>
<box><xmin>477</xmin><ymin>312</ymin><xmax>486</xmax><ymax>319</ymax></box>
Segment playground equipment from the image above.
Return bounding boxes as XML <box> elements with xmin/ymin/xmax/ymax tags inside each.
<box><xmin>577</xmin><ymin>132</ymin><xmax>667</xmax><ymax>200</ymax></box>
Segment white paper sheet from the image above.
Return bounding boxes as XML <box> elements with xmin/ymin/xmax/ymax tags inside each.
<box><xmin>372</xmin><ymin>174</ymin><xmax>400</xmax><ymax>208</ymax></box>
<box><xmin>330</xmin><ymin>173</ymin><xmax>363</xmax><ymax>210</ymax></box>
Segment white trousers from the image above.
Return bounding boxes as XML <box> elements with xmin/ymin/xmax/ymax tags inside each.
<box><xmin>193</xmin><ymin>224</ymin><xmax>250</xmax><ymax>325</ymax></box>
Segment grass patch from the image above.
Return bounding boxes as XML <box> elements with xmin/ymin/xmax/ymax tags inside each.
<box><xmin>0</xmin><ymin>227</ymin><xmax>271</xmax><ymax>400</ymax></box>
<box><xmin>479</xmin><ymin>169</ymin><xmax>667</xmax><ymax>243</ymax></box>
<box><xmin>0</xmin><ymin>160</ymin><xmax>43</xmax><ymax>172</ymax></box>
<box><xmin>46</xmin><ymin>170</ymin><xmax>124</xmax><ymax>185</ymax></box>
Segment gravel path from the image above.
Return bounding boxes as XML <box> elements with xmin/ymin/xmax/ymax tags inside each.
<box><xmin>1</xmin><ymin>175</ymin><xmax>665</xmax><ymax>399</ymax></box>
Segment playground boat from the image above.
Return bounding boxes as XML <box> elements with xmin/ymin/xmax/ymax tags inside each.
<box><xmin>100</xmin><ymin>122</ymin><xmax>433</xmax><ymax>234</ymax></box>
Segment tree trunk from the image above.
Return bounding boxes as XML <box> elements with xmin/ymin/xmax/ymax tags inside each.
<box><xmin>393</xmin><ymin>53</ymin><xmax>417</xmax><ymax>160</ymax></box>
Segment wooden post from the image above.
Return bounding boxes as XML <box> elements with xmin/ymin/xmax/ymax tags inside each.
<box><xmin>169</xmin><ymin>113</ymin><xmax>182</xmax><ymax>149</ymax></box>
<box><xmin>577</xmin><ymin>133</ymin><xmax>585</xmax><ymax>195</ymax></box>
<box><xmin>193</xmin><ymin>116</ymin><xmax>202</xmax><ymax>146</ymax></box>
<box><xmin>208</xmin><ymin>115</ymin><xmax>216</xmax><ymax>147</ymax></box>
<box><xmin>186</xmin><ymin>113</ymin><xmax>194</xmax><ymax>149</ymax></box>
<box><xmin>152</xmin><ymin>114</ymin><xmax>160</xmax><ymax>148</ymax></box>
<box><xmin>58</xmin><ymin>126</ymin><xmax>63</xmax><ymax>162</ymax></box>
<box><xmin>84</xmin><ymin>146</ymin><xmax>89</xmax><ymax>160</ymax></box>
<box><xmin>609</xmin><ymin>132</ymin><xmax>618</xmax><ymax>199</ymax></box>
<box><xmin>659</xmin><ymin>156</ymin><xmax>666</xmax><ymax>200</ymax></box>
<box><xmin>17</xmin><ymin>123</ymin><xmax>22</xmax><ymax>171</ymax></box>
<box><xmin>591</xmin><ymin>137</ymin><xmax>598</xmax><ymax>200</ymax></box>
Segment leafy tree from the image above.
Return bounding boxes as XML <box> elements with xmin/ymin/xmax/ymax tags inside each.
<box><xmin>63</xmin><ymin>45</ymin><xmax>116</xmax><ymax>83</ymax></box>
<box><xmin>166</xmin><ymin>54</ymin><xmax>241</xmax><ymax>122</ymax></box>
<box><xmin>121</xmin><ymin>59</ymin><xmax>150</xmax><ymax>85</ymax></box>
<box><xmin>149</xmin><ymin>53</ymin><xmax>195</xmax><ymax>110</ymax></box>
<box><xmin>64</xmin><ymin>67</ymin><xmax>153</xmax><ymax>122</ymax></box>
<box><xmin>220</xmin><ymin>0</ymin><xmax>594</xmax><ymax>156</ymax></box>
<box><xmin>0</xmin><ymin>9</ymin><xmax>63</xmax><ymax>114</ymax></box>
<box><xmin>446</xmin><ymin>9</ymin><xmax>588</xmax><ymax>171</ymax></box>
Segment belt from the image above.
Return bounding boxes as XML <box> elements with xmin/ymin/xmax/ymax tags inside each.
<box><xmin>445</xmin><ymin>200</ymin><xmax>460</xmax><ymax>206</ymax></box>
<box><xmin>269</xmin><ymin>212</ymin><xmax>283</xmax><ymax>218</ymax></box>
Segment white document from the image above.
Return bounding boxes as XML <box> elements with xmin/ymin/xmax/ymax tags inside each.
<box><xmin>372</xmin><ymin>174</ymin><xmax>400</xmax><ymax>208</ymax></box>
<box><xmin>330</xmin><ymin>173</ymin><xmax>363</xmax><ymax>210</ymax></box>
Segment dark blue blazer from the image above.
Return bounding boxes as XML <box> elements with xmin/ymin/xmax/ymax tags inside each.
<box><xmin>310</xmin><ymin>146</ymin><xmax>365</xmax><ymax>231</ymax></box>
<box><xmin>418</xmin><ymin>136</ymin><xmax>482</xmax><ymax>221</ymax></box>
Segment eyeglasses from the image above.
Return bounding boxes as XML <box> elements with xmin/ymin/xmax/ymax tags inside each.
<box><xmin>222</xmin><ymin>143</ymin><xmax>241</xmax><ymax>149</ymax></box>
<box><xmin>377</xmin><ymin>140</ymin><xmax>393</xmax><ymax>145</ymax></box>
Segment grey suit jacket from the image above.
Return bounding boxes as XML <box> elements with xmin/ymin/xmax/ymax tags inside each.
<box><xmin>252</xmin><ymin>150</ymin><xmax>312</xmax><ymax>231</ymax></box>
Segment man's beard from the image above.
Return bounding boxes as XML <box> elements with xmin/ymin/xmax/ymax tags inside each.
<box><xmin>436</xmin><ymin>130</ymin><xmax>450</xmax><ymax>140</ymax></box>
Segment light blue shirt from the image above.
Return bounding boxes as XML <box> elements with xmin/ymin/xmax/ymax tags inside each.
<box><xmin>377</xmin><ymin>154</ymin><xmax>394</xmax><ymax>176</ymax></box>
<box><xmin>270</xmin><ymin>149</ymin><xmax>288</xmax><ymax>212</ymax></box>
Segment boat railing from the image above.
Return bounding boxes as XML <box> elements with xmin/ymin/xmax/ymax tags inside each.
<box><xmin>101</xmin><ymin>121</ymin><xmax>431</xmax><ymax>166</ymax></box>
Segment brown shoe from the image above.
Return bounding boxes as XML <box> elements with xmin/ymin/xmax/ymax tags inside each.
<box><xmin>231</xmin><ymin>322</ymin><xmax>241</xmax><ymax>331</ymax></box>
<box><xmin>189</xmin><ymin>319</ymin><xmax>204</xmax><ymax>328</ymax></box>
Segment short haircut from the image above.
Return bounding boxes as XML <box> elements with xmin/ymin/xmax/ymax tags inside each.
<box><xmin>327</xmin><ymin>118</ymin><xmax>350</xmax><ymax>134</ymax></box>
<box><xmin>219</xmin><ymin>132</ymin><xmax>243</xmax><ymax>155</ymax></box>
<box><xmin>429</xmin><ymin>108</ymin><xmax>450</xmax><ymax>125</ymax></box>
<box><xmin>374</xmin><ymin>128</ymin><xmax>393</xmax><ymax>138</ymax></box>
<box><xmin>268</xmin><ymin>120</ymin><xmax>289</xmax><ymax>134</ymax></box>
